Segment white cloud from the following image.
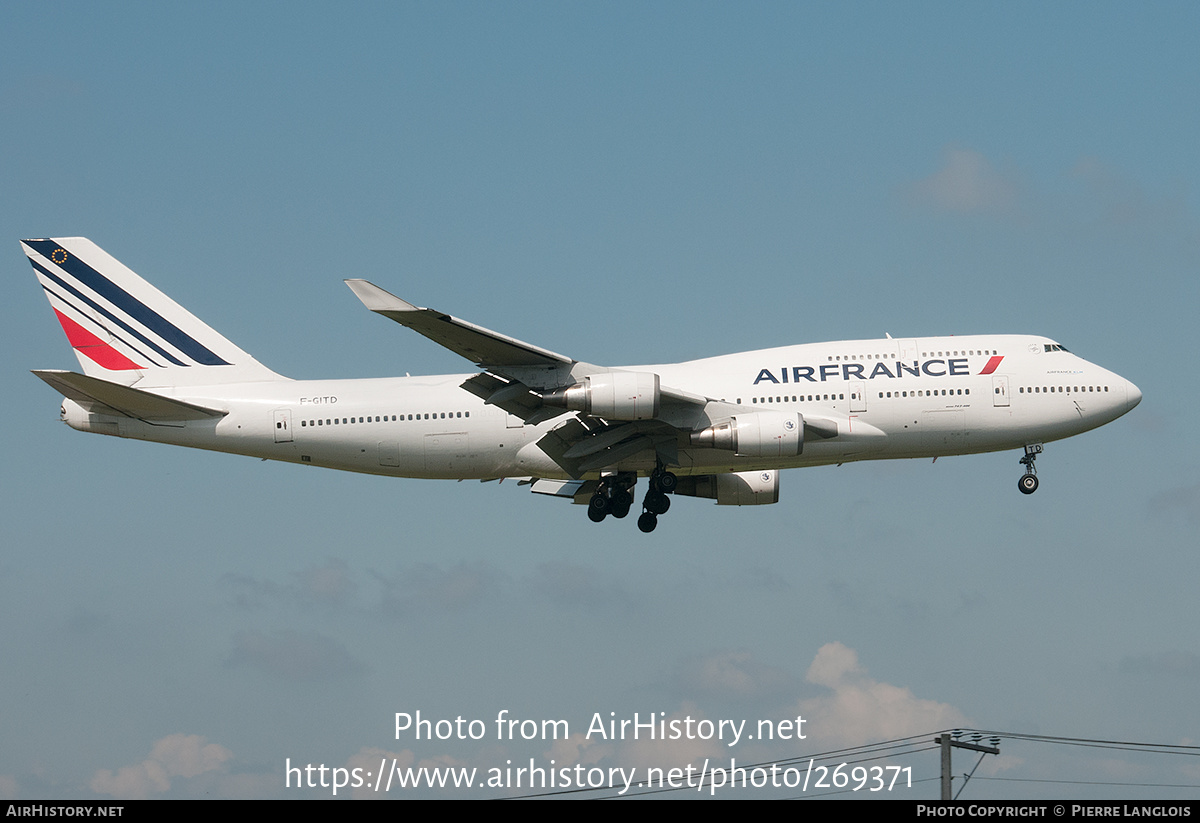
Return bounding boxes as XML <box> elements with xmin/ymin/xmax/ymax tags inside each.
<box><xmin>907</xmin><ymin>147</ymin><xmax>1019</xmax><ymax>214</ymax></box>
<box><xmin>797</xmin><ymin>642</ymin><xmax>969</xmax><ymax>747</ymax></box>
<box><xmin>90</xmin><ymin>734</ymin><xmax>233</xmax><ymax>799</ymax></box>
<box><xmin>567</xmin><ymin>644</ymin><xmax>969</xmax><ymax>784</ymax></box>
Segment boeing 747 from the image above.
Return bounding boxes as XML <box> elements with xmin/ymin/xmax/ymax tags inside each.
<box><xmin>22</xmin><ymin>238</ymin><xmax>1141</xmax><ymax>533</ymax></box>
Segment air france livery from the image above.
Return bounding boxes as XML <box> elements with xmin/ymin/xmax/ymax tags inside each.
<box><xmin>22</xmin><ymin>238</ymin><xmax>1142</xmax><ymax>533</ymax></box>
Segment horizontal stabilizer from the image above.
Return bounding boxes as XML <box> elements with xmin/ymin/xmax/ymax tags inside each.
<box><xmin>33</xmin><ymin>370</ymin><xmax>226</xmax><ymax>421</ymax></box>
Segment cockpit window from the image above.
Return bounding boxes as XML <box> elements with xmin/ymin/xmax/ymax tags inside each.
<box><xmin>1043</xmin><ymin>343</ymin><xmax>1070</xmax><ymax>353</ymax></box>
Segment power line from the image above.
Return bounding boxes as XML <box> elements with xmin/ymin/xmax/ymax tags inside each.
<box><xmin>507</xmin><ymin>726</ymin><xmax>1200</xmax><ymax>800</ymax></box>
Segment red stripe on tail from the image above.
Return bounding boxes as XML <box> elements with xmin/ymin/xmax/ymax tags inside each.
<box><xmin>53</xmin><ymin>309</ymin><xmax>144</xmax><ymax>370</ymax></box>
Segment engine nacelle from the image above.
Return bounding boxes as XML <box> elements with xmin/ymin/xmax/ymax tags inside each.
<box><xmin>717</xmin><ymin>470</ymin><xmax>779</xmax><ymax>505</ymax></box>
<box><xmin>542</xmin><ymin>371</ymin><xmax>661</xmax><ymax>420</ymax></box>
<box><xmin>673</xmin><ymin>470</ymin><xmax>780</xmax><ymax>505</ymax></box>
<box><xmin>689</xmin><ymin>411</ymin><xmax>803</xmax><ymax>458</ymax></box>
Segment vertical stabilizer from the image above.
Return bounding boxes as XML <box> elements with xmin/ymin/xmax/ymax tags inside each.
<box><xmin>21</xmin><ymin>237</ymin><xmax>286</xmax><ymax>386</ymax></box>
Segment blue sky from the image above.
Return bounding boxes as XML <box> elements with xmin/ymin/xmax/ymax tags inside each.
<box><xmin>1</xmin><ymin>2</ymin><xmax>1197</xmax><ymax>799</ymax></box>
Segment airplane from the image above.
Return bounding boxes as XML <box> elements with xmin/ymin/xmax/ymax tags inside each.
<box><xmin>21</xmin><ymin>237</ymin><xmax>1142</xmax><ymax>533</ymax></box>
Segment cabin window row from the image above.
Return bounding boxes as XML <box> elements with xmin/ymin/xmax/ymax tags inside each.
<box><xmin>824</xmin><ymin>349</ymin><xmax>999</xmax><ymax>362</ymax></box>
<box><xmin>919</xmin><ymin>350</ymin><xmax>998</xmax><ymax>357</ymax></box>
<box><xmin>752</xmin><ymin>394</ymin><xmax>845</xmax><ymax>404</ymax></box>
<box><xmin>300</xmin><ymin>411</ymin><xmax>471</xmax><ymax>427</ymax></box>
<box><xmin>1019</xmin><ymin>386</ymin><xmax>1107</xmax><ymax>394</ymax></box>
<box><xmin>878</xmin><ymin>389</ymin><xmax>969</xmax><ymax>398</ymax></box>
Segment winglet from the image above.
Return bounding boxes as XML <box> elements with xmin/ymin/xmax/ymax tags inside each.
<box><xmin>344</xmin><ymin>279</ymin><xmax>419</xmax><ymax>313</ymax></box>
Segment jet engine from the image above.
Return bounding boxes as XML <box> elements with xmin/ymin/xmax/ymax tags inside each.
<box><xmin>542</xmin><ymin>371</ymin><xmax>660</xmax><ymax>420</ymax></box>
<box><xmin>673</xmin><ymin>470</ymin><xmax>780</xmax><ymax>505</ymax></box>
<box><xmin>689</xmin><ymin>411</ymin><xmax>803</xmax><ymax>458</ymax></box>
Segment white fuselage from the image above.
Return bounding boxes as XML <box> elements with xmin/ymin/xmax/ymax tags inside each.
<box><xmin>60</xmin><ymin>333</ymin><xmax>1141</xmax><ymax>482</ymax></box>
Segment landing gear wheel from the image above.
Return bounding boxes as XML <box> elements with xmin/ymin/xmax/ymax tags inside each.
<box><xmin>588</xmin><ymin>507</ymin><xmax>607</xmax><ymax>522</ymax></box>
<box><xmin>639</xmin><ymin>463</ymin><xmax>675</xmax><ymax>530</ymax></box>
<box><xmin>644</xmin><ymin>490</ymin><xmax>670</xmax><ymax>515</ymax></box>
<box><xmin>588</xmin><ymin>493</ymin><xmax>611</xmax><ymax>517</ymax></box>
<box><xmin>1017</xmin><ymin>444</ymin><xmax>1043</xmax><ymax>496</ymax></box>
<box><xmin>611</xmin><ymin>500</ymin><xmax>631</xmax><ymax>519</ymax></box>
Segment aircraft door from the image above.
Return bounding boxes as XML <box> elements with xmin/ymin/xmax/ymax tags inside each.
<box><xmin>848</xmin><ymin>381</ymin><xmax>867</xmax><ymax>412</ymax></box>
<box><xmin>992</xmin><ymin>375</ymin><xmax>1010</xmax><ymax>408</ymax></box>
<box><xmin>273</xmin><ymin>409</ymin><xmax>293</xmax><ymax>443</ymax></box>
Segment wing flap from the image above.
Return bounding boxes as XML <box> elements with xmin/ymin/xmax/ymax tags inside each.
<box><xmin>459</xmin><ymin>373</ymin><xmax>568</xmax><ymax>424</ymax></box>
<box><xmin>529</xmin><ymin>478</ymin><xmax>589</xmax><ymax>499</ymax></box>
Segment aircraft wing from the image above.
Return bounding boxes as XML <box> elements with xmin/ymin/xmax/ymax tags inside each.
<box><xmin>344</xmin><ymin>280</ymin><xmax>852</xmax><ymax>476</ymax></box>
<box><xmin>345</xmin><ymin>280</ymin><xmax>577</xmax><ymax>371</ymax></box>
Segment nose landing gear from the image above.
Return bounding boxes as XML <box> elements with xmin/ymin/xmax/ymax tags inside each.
<box><xmin>1018</xmin><ymin>444</ymin><xmax>1042</xmax><ymax>494</ymax></box>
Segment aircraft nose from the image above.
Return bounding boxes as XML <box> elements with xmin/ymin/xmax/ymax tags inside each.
<box><xmin>1126</xmin><ymin>379</ymin><xmax>1142</xmax><ymax>412</ymax></box>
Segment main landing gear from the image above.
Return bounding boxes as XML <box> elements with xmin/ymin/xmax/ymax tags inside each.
<box><xmin>587</xmin><ymin>466</ymin><xmax>677</xmax><ymax>533</ymax></box>
<box><xmin>587</xmin><ymin>476</ymin><xmax>634</xmax><ymax>522</ymax></box>
<box><xmin>1018</xmin><ymin>443</ymin><xmax>1042</xmax><ymax>495</ymax></box>
<box><xmin>636</xmin><ymin>466</ymin><xmax>677</xmax><ymax>534</ymax></box>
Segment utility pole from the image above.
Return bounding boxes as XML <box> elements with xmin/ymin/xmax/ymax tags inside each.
<box><xmin>934</xmin><ymin>732</ymin><xmax>1000</xmax><ymax>800</ymax></box>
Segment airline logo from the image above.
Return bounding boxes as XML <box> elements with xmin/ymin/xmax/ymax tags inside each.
<box><xmin>51</xmin><ymin>307</ymin><xmax>144</xmax><ymax>370</ymax></box>
<box><xmin>753</xmin><ymin>356</ymin><xmax>1005</xmax><ymax>385</ymax></box>
<box><xmin>24</xmin><ymin>239</ymin><xmax>231</xmax><ymax>370</ymax></box>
